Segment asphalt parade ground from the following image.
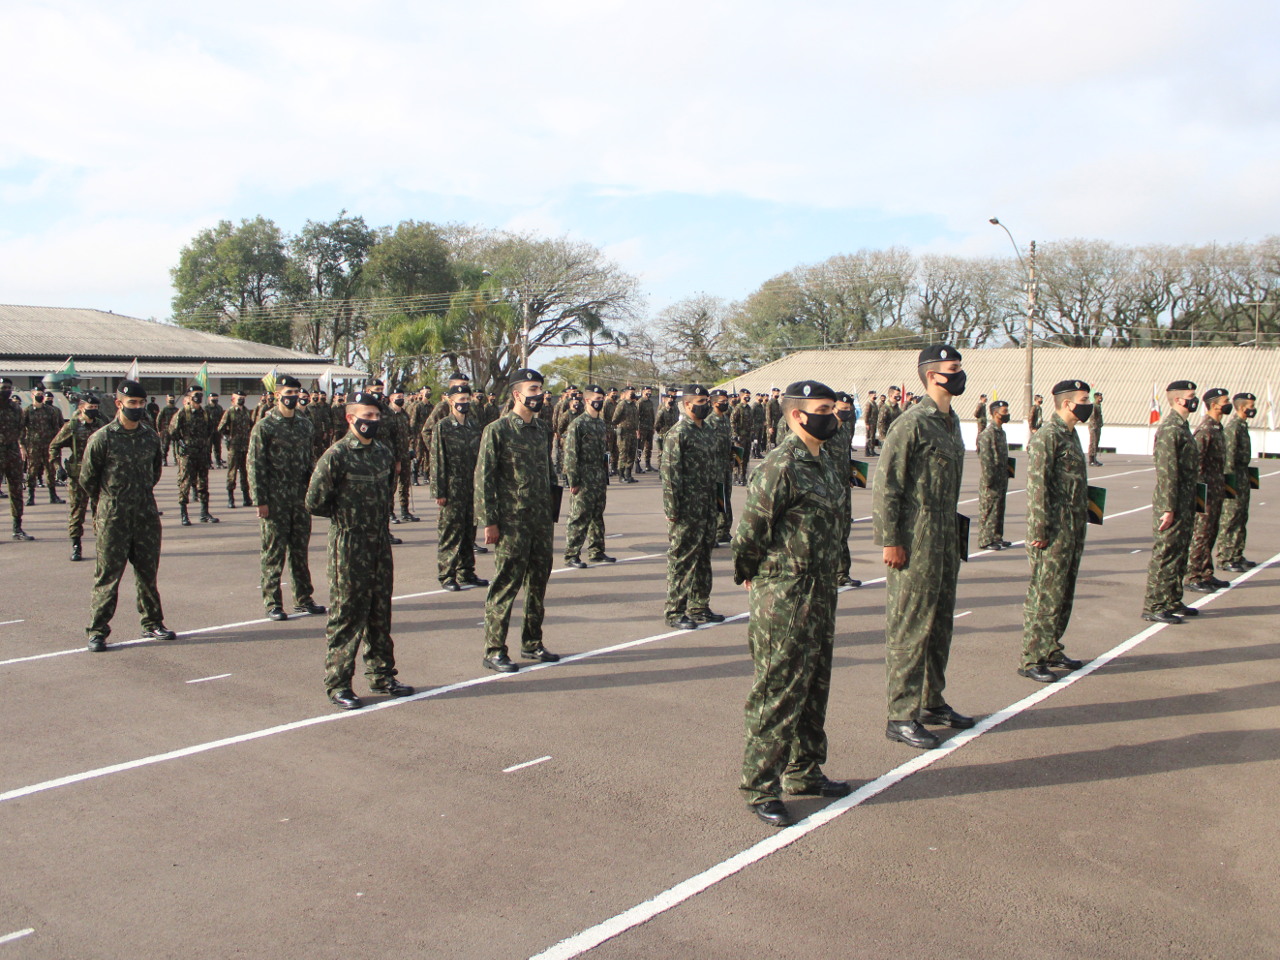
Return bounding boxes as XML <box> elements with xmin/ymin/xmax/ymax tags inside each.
<box><xmin>0</xmin><ymin>449</ymin><xmax>1277</xmax><ymax>960</ymax></box>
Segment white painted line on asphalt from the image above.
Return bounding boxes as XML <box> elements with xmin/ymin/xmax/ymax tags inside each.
<box><xmin>503</xmin><ymin>756</ymin><xmax>552</xmax><ymax>773</ymax></box>
<box><xmin>605</xmin><ymin>534</ymin><xmax>623</xmax><ymax>539</ymax></box>
<box><xmin>186</xmin><ymin>674</ymin><xmax>232</xmax><ymax>684</ymax></box>
<box><xmin>0</xmin><ymin>929</ymin><xmax>33</xmax><ymax>945</ymax></box>
<box><xmin>1131</xmin><ymin>549</ymin><xmax>1142</xmax><ymax>554</ymax></box>
<box><xmin>954</xmin><ymin>611</ymin><xmax>972</xmax><ymax>619</ymax></box>
<box><xmin>0</xmin><ymin>620</ymin><xmax>24</xmax><ymax>627</ymax></box>
<box><xmin>527</xmin><ymin>547</ymin><xmax>1280</xmax><ymax>960</ymax></box>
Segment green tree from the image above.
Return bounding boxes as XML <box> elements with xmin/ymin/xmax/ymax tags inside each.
<box><xmin>289</xmin><ymin>211</ymin><xmax>377</xmax><ymax>362</ymax></box>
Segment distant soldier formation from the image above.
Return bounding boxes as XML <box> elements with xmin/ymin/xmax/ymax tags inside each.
<box><xmin>2</xmin><ymin>349</ymin><xmax>1267</xmax><ymax>830</ymax></box>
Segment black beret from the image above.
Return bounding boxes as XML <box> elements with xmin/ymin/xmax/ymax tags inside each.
<box><xmin>1166</xmin><ymin>380</ymin><xmax>1197</xmax><ymax>392</ymax></box>
<box><xmin>446</xmin><ymin>384</ymin><xmax>473</xmax><ymax>396</ymax></box>
<box><xmin>917</xmin><ymin>344</ymin><xmax>962</xmax><ymax>366</ymax></box>
<box><xmin>390</xmin><ymin>384</ymin><xmax>407</xmax><ymax>394</ymax></box>
<box><xmin>509</xmin><ymin>368</ymin><xmax>544</xmax><ymax>386</ymax></box>
<box><xmin>709</xmin><ymin>388</ymin><xmax>729</xmax><ymax>398</ymax></box>
<box><xmin>1203</xmin><ymin>387</ymin><xmax>1229</xmax><ymax>403</ymax></box>
<box><xmin>348</xmin><ymin>391</ymin><xmax>381</xmax><ymax>406</ymax></box>
<box><xmin>989</xmin><ymin>400</ymin><xmax>1009</xmax><ymax>414</ymax></box>
<box><xmin>584</xmin><ymin>384</ymin><xmax>605</xmax><ymax>394</ymax></box>
<box><xmin>680</xmin><ymin>384</ymin><xmax>709</xmax><ymax>397</ymax></box>
<box><xmin>0</xmin><ymin>377</ymin><xmax>12</xmax><ymax>387</ymax></box>
<box><xmin>784</xmin><ymin>380</ymin><xmax>838</xmax><ymax>401</ymax></box>
<box><xmin>368</xmin><ymin>378</ymin><xmax>385</xmax><ymax>387</ymax></box>
<box><xmin>448</xmin><ymin>371</ymin><xmax>470</xmax><ymax>382</ymax></box>
<box><xmin>81</xmin><ymin>392</ymin><xmax>100</xmax><ymax>404</ymax></box>
<box><xmin>277</xmin><ymin>374</ymin><xmax>302</xmax><ymax>389</ymax></box>
<box><xmin>1052</xmin><ymin>379</ymin><xmax>1090</xmax><ymax>396</ymax></box>
<box><xmin>117</xmin><ymin>379</ymin><xmax>146</xmax><ymax>398</ymax></box>
<box><xmin>835</xmin><ymin>391</ymin><xmax>853</xmax><ymax>404</ymax></box>
<box><xmin>185</xmin><ymin>383</ymin><xmax>204</xmax><ymax>394</ymax></box>
<box><xmin>1233</xmin><ymin>392</ymin><xmax>1257</xmax><ymax>402</ymax></box>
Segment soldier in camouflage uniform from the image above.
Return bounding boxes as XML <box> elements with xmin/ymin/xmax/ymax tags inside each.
<box><xmin>612</xmin><ymin>386</ymin><xmax>641</xmax><ymax>483</ymax></box>
<box><xmin>408</xmin><ymin>387</ymin><xmax>432</xmax><ymax>484</ymax></box>
<box><xmin>553</xmin><ymin>386</ymin><xmax>582</xmax><ymax>480</ymax></box>
<box><xmin>976</xmin><ymin>399</ymin><xmax>1011</xmax><ymax>550</ymax></box>
<box><xmin>206</xmin><ymin>393</ymin><xmax>225</xmax><ymax>467</ymax></box>
<box><xmin>563</xmin><ymin>384</ymin><xmax>615</xmax><ymax>567</ymax></box>
<box><xmin>1028</xmin><ymin>394</ymin><xmax>1044</xmax><ymax>435</ymax></box>
<box><xmin>708</xmin><ymin>389</ymin><xmax>735</xmax><ymax>544</ymax></box>
<box><xmin>431</xmin><ymin>384</ymin><xmax>488</xmax><ymax>591</ymax></box>
<box><xmin>877</xmin><ymin>387</ymin><xmax>901</xmax><ymax>446</ymax></box>
<box><xmin>1141</xmin><ymin>381</ymin><xmax>1201</xmax><ymax>624</ymax></box>
<box><xmin>655</xmin><ymin>391</ymin><xmax>678</xmax><ymax>457</ymax></box>
<box><xmin>863</xmin><ymin>391</ymin><xmax>880</xmax><ymax>456</ymax></box>
<box><xmin>48</xmin><ymin>392</ymin><xmax>107</xmax><ymax>560</ymax></box>
<box><xmin>219</xmin><ymin>391</ymin><xmax>254</xmax><ymax>508</ymax></box>
<box><xmin>22</xmin><ymin>389</ymin><xmax>64</xmax><ymax>504</ymax></box>
<box><xmin>662</xmin><ymin>385</ymin><xmax>723</xmax><ymax>629</ymax></box>
<box><xmin>829</xmin><ymin>391</ymin><xmax>862</xmax><ymax>588</ymax></box>
<box><xmin>736</xmin><ymin>380</ymin><xmax>853</xmax><ymax>828</ymax></box>
<box><xmin>731</xmin><ymin>388</ymin><xmax>754</xmax><ymax>485</ymax></box>
<box><xmin>636</xmin><ymin>385</ymin><xmax>657</xmax><ymax>473</ymax></box>
<box><xmin>419</xmin><ymin>373</ymin><xmax>473</xmax><ymax>480</ymax></box>
<box><xmin>156</xmin><ymin>395</ymin><xmax>178</xmax><ymax>465</ymax></box>
<box><xmin>385</xmin><ymin>386</ymin><xmax>417</xmax><ymax>523</ymax></box>
<box><xmin>1018</xmin><ymin>381</ymin><xmax>1091</xmax><ymax>683</ymax></box>
<box><xmin>1218</xmin><ymin>393</ymin><xmax>1258</xmax><ymax>572</ymax></box>
<box><xmin>872</xmin><ymin>346</ymin><xmax>973</xmax><ymax>751</ymax></box>
<box><xmin>972</xmin><ymin>395</ymin><xmax>988</xmax><ymax>438</ymax></box>
<box><xmin>310</xmin><ymin>391</ymin><xmax>333</xmax><ymax>461</ymax></box>
<box><xmin>168</xmin><ymin>384</ymin><xmax>219</xmax><ymax>525</ymax></box>
<box><xmin>602</xmin><ymin>387</ymin><xmax>620</xmax><ymax>476</ymax></box>
<box><xmin>306</xmin><ymin>392</ymin><xmax>413</xmax><ymax>709</ymax></box>
<box><xmin>475</xmin><ymin>368</ymin><xmax>560</xmax><ymax>672</ymax></box>
<box><xmin>80</xmin><ymin>379</ymin><xmax>176</xmax><ymax>651</ymax></box>
<box><xmin>1087</xmin><ymin>392</ymin><xmax>1104</xmax><ymax>466</ymax></box>
<box><xmin>0</xmin><ymin>378</ymin><xmax>34</xmax><ymax>540</ymax></box>
<box><xmin>1185</xmin><ymin>388</ymin><xmax>1231</xmax><ymax>593</ymax></box>
<box><xmin>249</xmin><ymin>375</ymin><xmax>324</xmax><ymax>621</ymax></box>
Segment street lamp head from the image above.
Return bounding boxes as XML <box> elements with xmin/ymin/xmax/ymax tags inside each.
<box><xmin>988</xmin><ymin>218</ymin><xmax>1000</xmax><ymax>225</ymax></box>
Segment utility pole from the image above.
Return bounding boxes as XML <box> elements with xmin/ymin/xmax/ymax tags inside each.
<box><xmin>521</xmin><ymin>297</ymin><xmax>531</xmax><ymax>368</ymax></box>
<box><xmin>989</xmin><ymin>218</ymin><xmax>1036</xmax><ymax>422</ymax></box>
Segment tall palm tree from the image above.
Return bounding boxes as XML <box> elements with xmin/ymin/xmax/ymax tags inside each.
<box><xmin>560</xmin><ymin>308</ymin><xmax>626</xmax><ymax>382</ymax></box>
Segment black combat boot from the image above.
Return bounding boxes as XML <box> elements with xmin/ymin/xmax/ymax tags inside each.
<box><xmin>26</xmin><ymin>486</ymin><xmax>35</xmax><ymax>506</ymax></box>
<box><xmin>12</xmin><ymin>521</ymin><xmax>34</xmax><ymax>541</ymax></box>
<box><xmin>70</xmin><ymin>538</ymin><xmax>82</xmax><ymax>561</ymax></box>
<box><xmin>180</xmin><ymin>504</ymin><xmax>192</xmax><ymax>526</ymax></box>
<box><xmin>227</xmin><ymin>490</ymin><xmax>236</xmax><ymax>509</ymax></box>
<box><xmin>199</xmin><ymin>498</ymin><xmax>219</xmax><ymax>523</ymax></box>
<box><xmin>49</xmin><ymin>487</ymin><xmax>65</xmax><ymax>504</ymax></box>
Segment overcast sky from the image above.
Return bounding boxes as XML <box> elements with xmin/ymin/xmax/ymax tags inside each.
<box><xmin>2</xmin><ymin>0</ymin><xmax>1277</xmax><ymax>322</ymax></box>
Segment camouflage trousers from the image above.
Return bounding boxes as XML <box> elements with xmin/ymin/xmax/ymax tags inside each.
<box><xmin>740</xmin><ymin>575</ymin><xmax>837</xmax><ymax>805</ymax></box>
<box><xmin>616</xmin><ymin>428</ymin><xmax>637</xmax><ymax>469</ymax></box>
<box><xmin>1186</xmin><ymin>491</ymin><xmax>1224</xmax><ymax>582</ymax></box>
<box><xmin>1</xmin><ymin>442</ymin><xmax>24</xmax><ymax>520</ymax></box>
<box><xmin>715</xmin><ymin>477</ymin><xmax>734</xmax><ymax>543</ymax></box>
<box><xmin>160</xmin><ymin>433</ymin><xmax>171</xmax><ymax>463</ymax></box>
<box><xmin>66</xmin><ymin>475</ymin><xmax>98</xmax><ymax>541</ymax></box>
<box><xmin>324</xmin><ymin>530</ymin><xmax>396</xmax><ymax>692</ymax></box>
<box><xmin>24</xmin><ymin>442</ymin><xmax>54</xmax><ymax>489</ymax></box>
<box><xmin>1142</xmin><ymin>507</ymin><xmax>1194</xmax><ymax>615</ymax></box>
<box><xmin>664</xmin><ymin>513</ymin><xmax>716</xmax><ymax>621</ymax></box>
<box><xmin>212</xmin><ymin>431</ymin><xmax>223</xmax><ymax>464</ymax></box>
<box><xmin>1087</xmin><ymin>427</ymin><xmax>1101</xmax><ymax>461</ymax></box>
<box><xmin>261</xmin><ymin>500</ymin><xmax>315</xmax><ymax>609</ymax></box>
<box><xmin>884</xmin><ymin>538</ymin><xmax>960</xmax><ymax>720</ymax></box>
<box><xmin>638</xmin><ymin>428</ymin><xmax>654</xmax><ymax>468</ymax></box>
<box><xmin>1216</xmin><ymin>483</ymin><xmax>1250</xmax><ymax>565</ymax></box>
<box><xmin>392</xmin><ymin>465</ymin><xmax>412</xmax><ymax>515</ymax></box>
<box><xmin>87</xmin><ymin>510</ymin><xmax>164</xmax><ymax>640</ymax></box>
<box><xmin>225</xmin><ymin>446</ymin><xmax>250</xmax><ymax>500</ymax></box>
<box><xmin>838</xmin><ymin>486</ymin><xmax>853</xmax><ymax>578</ymax></box>
<box><xmin>564</xmin><ymin>482</ymin><xmax>607</xmax><ymax>561</ymax></box>
<box><xmin>978</xmin><ymin>478</ymin><xmax>1008</xmax><ymax>546</ymax></box>
<box><xmin>1022</xmin><ymin>535</ymin><xmax>1084</xmax><ymax>668</ymax></box>
<box><xmin>484</xmin><ymin>521</ymin><xmax>554</xmax><ymax>658</ymax></box>
<box><xmin>176</xmin><ymin>452</ymin><xmax>211</xmax><ymax>505</ymax></box>
<box><xmin>606</xmin><ymin>428</ymin><xmax>619</xmax><ymax>469</ymax></box>
<box><xmin>864</xmin><ymin>422</ymin><xmax>878</xmax><ymax>456</ymax></box>
<box><xmin>437</xmin><ymin>499</ymin><xmax>477</xmax><ymax>583</ymax></box>
<box><xmin>734</xmin><ymin>438</ymin><xmax>751</xmax><ymax>484</ymax></box>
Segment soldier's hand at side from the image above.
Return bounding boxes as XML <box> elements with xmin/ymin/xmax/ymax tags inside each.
<box><xmin>570</xmin><ymin>486</ymin><xmax>580</xmax><ymax>495</ymax></box>
<box><xmin>883</xmin><ymin>546</ymin><xmax>907</xmax><ymax>569</ymax></box>
<box><xmin>436</xmin><ymin>497</ymin><xmax>447</xmax><ymax>507</ymax></box>
<box><xmin>484</xmin><ymin>524</ymin><xmax>499</xmax><ymax>545</ymax></box>
<box><xmin>1158</xmin><ymin>511</ymin><xmax>1173</xmax><ymax>531</ymax></box>
<box><xmin>1029</xmin><ymin>539</ymin><xmax>1048</xmax><ymax>549</ymax></box>
<box><xmin>257</xmin><ymin>505</ymin><xmax>269</xmax><ymax>519</ymax></box>
<box><xmin>742</xmin><ymin>580</ymin><xmax>752</xmax><ymax>592</ymax></box>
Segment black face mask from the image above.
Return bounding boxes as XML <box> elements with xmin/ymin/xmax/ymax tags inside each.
<box><xmin>280</xmin><ymin>395</ymin><xmax>299</xmax><ymax>410</ymax></box>
<box><xmin>1070</xmin><ymin>403</ymin><xmax>1094</xmax><ymax>423</ymax></box>
<box><xmin>571</xmin><ymin>402</ymin><xmax>584</xmax><ymax>413</ymax></box>
<box><xmin>1245</xmin><ymin>408</ymin><xmax>1257</xmax><ymax>419</ymax></box>
<box><xmin>589</xmin><ymin>399</ymin><xmax>604</xmax><ymax>411</ymax></box>
<box><xmin>454</xmin><ymin>402</ymin><xmax>471</xmax><ymax>415</ymax></box>
<box><xmin>121</xmin><ymin>406</ymin><xmax>146</xmax><ymax>422</ymax></box>
<box><xmin>836</xmin><ymin>409</ymin><xmax>852</xmax><ymax>422</ymax></box>
<box><xmin>392</xmin><ymin>398</ymin><xmax>404</xmax><ymax>407</ymax></box>
<box><xmin>0</xmin><ymin>390</ymin><xmax>10</xmax><ymax>401</ymax></box>
<box><xmin>190</xmin><ymin>394</ymin><xmax>204</xmax><ymax>404</ymax></box>
<box><xmin>235</xmin><ymin>398</ymin><xmax>245</xmax><ymax>406</ymax></box>
<box><xmin>1184</xmin><ymin>397</ymin><xmax>1199</xmax><ymax>413</ymax></box>
<box><xmin>714</xmin><ymin>401</ymin><xmax>728</xmax><ymax>412</ymax></box>
<box><xmin>85</xmin><ymin>407</ymin><xmax>99</xmax><ymax>417</ymax></box>
<box><xmin>799</xmin><ymin>411</ymin><xmax>840</xmax><ymax>441</ymax></box>
<box><xmin>931</xmin><ymin>371</ymin><xmax>966</xmax><ymax>396</ymax></box>
<box><xmin>299</xmin><ymin>398</ymin><xmax>309</xmax><ymax>407</ymax></box>
<box><xmin>521</xmin><ymin>393</ymin><xmax>545</xmax><ymax>413</ymax></box>
<box><xmin>353</xmin><ymin>417</ymin><xmax>380</xmax><ymax>439</ymax></box>
<box><xmin>996</xmin><ymin>413</ymin><xmax>1009</xmax><ymax>424</ymax></box>
<box><xmin>689</xmin><ymin>402</ymin><xmax>710</xmax><ymax>420</ymax></box>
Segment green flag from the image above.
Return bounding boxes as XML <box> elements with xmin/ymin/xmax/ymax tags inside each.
<box><xmin>1194</xmin><ymin>482</ymin><xmax>1208</xmax><ymax>514</ymax></box>
<box><xmin>850</xmin><ymin>459</ymin><xmax>869</xmax><ymax>488</ymax></box>
<box><xmin>195</xmin><ymin>362</ymin><xmax>210</xmax><ymax>392</ymax></box>
<box><xmin>262</xmin><ymin>367</ymin><xmax>278</xmax><ymax>395</ymax></box>
<box><xmin>1087</xmin><ymin>485</ymin><xmax>1107</xmax><ymax>525</ymax></box>
<box><xmin>58</xmin><ymin>356</ymin><xmax>77</xmax><ymax>377</ymax></box>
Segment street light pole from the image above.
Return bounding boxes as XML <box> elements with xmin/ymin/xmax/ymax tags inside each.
<box><xmin>989</xmin><ymin>218</ymin><xmax>1036</xmax><ymax>425</ymax></box>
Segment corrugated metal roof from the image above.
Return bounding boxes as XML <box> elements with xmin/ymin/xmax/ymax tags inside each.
<box><xmin>0</xmin><ymin>304</ymin><xmax>333</xmax><ymax>362</ymax></box>
<box><xmin>724</xmin><ymin>346</ymin><xmax>1280</xmax><ymax>426</ymax></box>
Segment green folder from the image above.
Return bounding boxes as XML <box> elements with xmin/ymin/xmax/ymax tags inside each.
<box><xmin>850</xmin><ymin>459</ymin><xmax>869</xmax><ymax>488</ymax></box>
<box><xmin>1223</xmin><ymin>474</ymin><xmax>1238</xmax><ymax>500</ymax></box>
<box><xmin>716</xmin><ymin>481</ymin><xmax>730</xmax><ymax>514</ymax></box>
<box><xmin>550</xmin><ymin>484</ymin><xmax>564</xmax><ymax>523</ymax></box>
<box><xmin>1006</xmin><ymin>456</ymin><xmax>1016</xmax><ymax>479</ymax></box>
<box><xmin>1086</xmin><ymin>486</ymin><xmax>1106</xmax><ymax>525</ymax></box>
<box><xmin>1195</xmin><ymin>482</ymin><xmax>1208</xmax><ymax>513</ymax></box>
<box><xmin>1249</xmin><ymin>465</ymin><xmax>1260</xmax><ymax>490</ymax></box>
<box><xmin>956</xmin><ymin>513</ymin><xmax>970</xmax><ymax>562</ymax></box>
